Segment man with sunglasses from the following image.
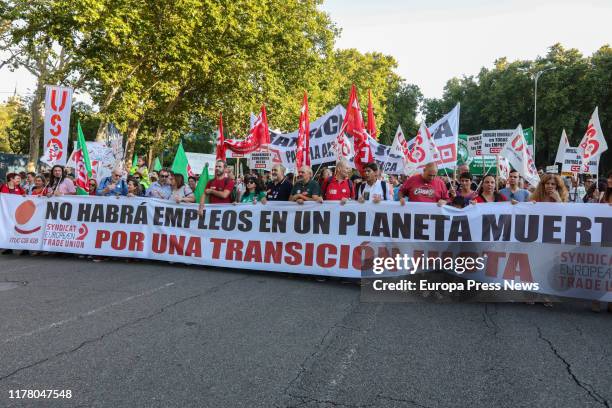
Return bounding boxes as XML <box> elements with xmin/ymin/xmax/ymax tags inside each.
<box><xmin>266</xmin><ymin>164</ymin><xmax>293</xmax><ymax>201</ymax></box>
<box><xmin>499</xmin><ymin>169</ymin><xmax>529</xmax><ymax>202</ymax></box>
<box><xmin>97</xmin><ymin>169</ymin><xmax>128</xmax><ymax>196</ymax></box>
<box><xmin>145</xmin><ymin>168</ymin><xmax>172</xmax><ymax>199</ymax></box>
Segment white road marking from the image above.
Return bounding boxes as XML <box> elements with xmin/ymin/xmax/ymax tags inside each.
<box><xmin>3</xmin><ymin>282</ymin><xmax>175</xmax><ymax>344</ymax></box>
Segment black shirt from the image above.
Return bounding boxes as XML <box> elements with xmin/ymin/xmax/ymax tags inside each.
<box><xmin>266</xmin><ymin>178</ymin><xmax>293</xmax><ymax>201</ymax></box>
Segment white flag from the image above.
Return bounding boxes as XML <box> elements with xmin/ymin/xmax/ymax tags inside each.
<box><xmin>406</xmin><ymin>121</ymin><xmax>439</xmax><ymax>169</ymax></box>
<box><xmin>554</xmin><ymin>129</ymin><xmax>570</xmax><ymax>164</ymax></box>
<box><xmin>497</xmin><ymin>156</ymin><xmax>510</xmax><ymax>180</ymax></box>
<box><xmin>500</xmin><ymin>124</ymin><xmax>540</xmax><ymax>187</ymax></box>
<box><xmin>390</xmin><ymin>125</ymin><xmax>409</xmax><ymax>160</ymax></box>
<box><xmin>578</xmin><ymin>107</ymin><xmax>607</xmax><ymax>166</ymax></box>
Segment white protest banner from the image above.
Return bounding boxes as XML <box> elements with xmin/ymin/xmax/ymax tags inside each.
<box><xmin>1</xmin><ymin>195</ymin><xmax>611</xmax><ymax>301</ymax></box>
<box><xmin>67</xmin><ymin>141</ymin><xmax>116</xmax><ymax>183</ymax></box>
<box><xmin>555</xmin><ymin>129</ymin><xmax>569</xmax><ymax>164</ymax></box>
<box><xmin>367</xmin><ymin>136</ymin><xmax>407</xmax><ymax>175</ymax></box>
<box><xmin>185</xmin><ymin>152</ymin><xmax>216</xmax><ymax>176</ymax></box>
<box><xmin>545</xmin><ymin>165</ymin><xmax>559</xmax><ymax>174</ymax></box>
<box><xmin>405</xmin><ymin>104</ymin><xmax>460</xmax><ymax>170</ymax></box>
<box><xmin>561</xmin><ymin>147</ymin><xmax>599</xmax><ymax>174</ymax></box>
<box><xmin>41</xmin><ymin>85</ymin><xmax>73</xmax><ymax>166</ymax></box>
<box><xmin>482</xmin><ymin>129</ymin><xmax>535</xmax><ymax>157</ymax></box>
<box><xmin>405</xmin><ymin>121</ymin><xmax>439</xmax><ymax>170</ymax></box>
<box><xmin>248</xmin><ymin>148</ymin><xmax>274</xmax><ymax>170</ymax></box>
<box><xmin>500</xmin><ymin>125</ymin><xmax>540</xmax><ymax>186</ymax></box>
<box><xmin>578</xmin><ymin>107</ymin><xmax>607</xmax><ymax>166</ymax></box>
<box><xmin>266</xmin><ymin>105</ymin><xmax>346</xmax><ymax>169</ymax></box>
<box><xmin>468</xmin><ymin>134</ymin><xmax>482</xmax><ymax>157</ymax></box>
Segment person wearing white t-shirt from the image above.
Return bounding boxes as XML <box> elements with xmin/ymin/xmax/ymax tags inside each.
<box><xmin>357</xmin><ymin>162</ymin><xmax>391</xmax><ymax>203</ymax></box>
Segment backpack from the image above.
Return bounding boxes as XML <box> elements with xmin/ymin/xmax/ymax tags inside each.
<box><xmin>358</xmin><ymin>180</ymin><xmax>387</xmax><ymax>201</ymax></box>
<box><xmin>321</xmin><ymin>176</ymin><xmax>354</xmax><ymax>200</ymax></box>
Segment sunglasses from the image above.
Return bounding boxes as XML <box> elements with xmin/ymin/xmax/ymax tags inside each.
<box><xmin>159</xmin><ymin>175</ymin><xmax>168</xmax><ymax>178</ymax></box>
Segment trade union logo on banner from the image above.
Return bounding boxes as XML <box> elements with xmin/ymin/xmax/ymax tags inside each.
<box><xmin>13</xmin><ymin>200</ymin><xmax>42</xmax><ymax>235</ymax></box>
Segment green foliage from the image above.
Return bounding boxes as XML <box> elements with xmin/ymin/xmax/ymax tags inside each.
<box><xmin>0</xmin><ymin>96</ymin><xmax>30</xmax><ymax>154</ymax></box>
<box><xmin>423</xmin><ymin>44</ymin><xmax>611</xmax><ymax>172</ymax></box>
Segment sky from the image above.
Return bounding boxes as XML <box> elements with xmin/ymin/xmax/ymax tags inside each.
<box><xmin>319</xmin><ymin>0</ymin><xmax>611</xmax><ymax>98</ymax></box>
<box><xmin>1</xmin><ymin>0</ymin><xmax>611</xmax><ymax>103</ymax></box>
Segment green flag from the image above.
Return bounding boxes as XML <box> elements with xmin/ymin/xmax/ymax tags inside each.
<box><xmin>194</xmin><ymin>163</ymin><xmax>210</xmax><ymax>203</ymax></box>
<box><xmin>153</xmin><ymin>157</ymin><xmax>162</xmax><ymax>172</ymax></box>
<box><xmin>129</xmin><ymin>152</ymin><xmax>139</xmax><ymax>175</ymax></box>
<box><xmin>75</xmin><ymin>121</ymin><xmax>92</xmax><ymax>195</ymax></box>
<box><xmin>171</xmin><ymin>141</ymin><xmax>191</xmax><ymax>180</ymax></box>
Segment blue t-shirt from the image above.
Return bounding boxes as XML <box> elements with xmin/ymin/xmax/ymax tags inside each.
<box><xmin>499</xmin><ymin>187</ymin><xmax>530</xmax><ymax>202</ymax></box>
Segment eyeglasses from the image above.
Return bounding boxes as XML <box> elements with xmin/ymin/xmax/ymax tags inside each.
<box><xmin>159</xmin><ymin>174</ymin><xmax>168</xmax><ymax>178</ymax></box>
<box><xmin>113</xmin><ymin>174</ymin><xmax>121</xmax><ymax>177</ymax></box>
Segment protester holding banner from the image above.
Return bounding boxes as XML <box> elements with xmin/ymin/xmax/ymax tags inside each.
<box><xmin>97</xmin><ymin>169</ymin><xmax>128</xmax><ymax>197</ymax></box>
<box><xmin>290</xmin><ymin>166</ymin><xmax>322</xmax><ymax>204</ymax></box>
<box><xmin>126</xmin><ymin>179</ymin><xmax>142</xmax><ymax>198</ymax></box>
<box><xmin>0</xmin><ymin>173</ymin><xmax>26</xmax><ymax>195</ymax></box>
<box><xmin>321</xmin><ymin>159</ymin><xmax>354</xmax><ymax>203</ymax></box>
<box><xmin>199</xmin><ymin>160</ymin><xmax>234</xmax><ymax>211</ymax></box>
<box><xmin>472</xmin><ymin>175</ymin><xmax>508</xmax><ymax>203</ymax></box>
<box><xmin>399</xmin><ymin>163</ymin><xmax>449</xmax><ymax>206</ymax></box>
<box><xmin>30</xmin><ymin>175</ymin><xmax>47</xmax><ymax>196</ymax></box>
<box><xmin>530</xmin><ymin>174</ymin><xmax>569</xmax><ymax>203</ymax></box>
<box><xmin>169</xmin><ymin>173</ymin><xmax>195</xmax><ymax>203</ymax></box>
<box><xmin>240</xmin><ymin>177</ymin><xmax>267</xmax><ymax>204</ymax></box>
<box><xmin>499</xmin><ymin>170</ymin><xmax>530</xmax><ymax>202</ymax></box>
<box><xmin>45</xmin><ymin>165</ymin><xmax>76</xmax><ymax>196</ymax></box>
<box><xmin>357</xmin><ymin>162</ymin><xmax>391</xmax><ymax>203</ymax></box>
<box><xmin>266</xmin><ymin>164</ymin><xmax>292</xmax><ymax>201</ymax></box>
<box><xmin>146</xmin><ymin>169</ymin><xmax>172</xmax><ymax>199</ymax></box>
<box><xmin>448</xmin><ymin>172</ymin><xmax>476</xmax><ymax>208</ymax></box>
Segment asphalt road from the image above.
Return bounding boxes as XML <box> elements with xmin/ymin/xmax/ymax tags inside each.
<box><xmin>0</xmin><ymin>253</ymin><xmax>610</xmax><ymax>408</ymax></box>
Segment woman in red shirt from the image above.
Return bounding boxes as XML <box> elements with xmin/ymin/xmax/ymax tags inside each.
<box><xmin>0</xmin><ymin>173</ymin><xmax>26</xmax><ymax>195</ymax></box>
<box><xmin>472</xmin><ymin>175</ymin><xmax>507</xmax><ymax>203</ymax></box>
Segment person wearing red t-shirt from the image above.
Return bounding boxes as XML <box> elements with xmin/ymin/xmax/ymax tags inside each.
<box><xmin>471</xmin><ymin>174</ymin><xmax>509</xmax><ymax>204</ymax></box>
<box><xmin>198</xmin><ymin>160</ymin><xmax>234</xmax><ymax>213</ymax></box>
<box><xmin>399</xmin><ymin>163</ymin><xmax>449</xmax><ymax>206</ymax></box>
<box><xmin>321</xmin><ymin>159</ymin><xmax>354</xmax><ymax>204</ymax></box>
<box><xmin>0</xmin><ymin>173</ymin><xmax>26</xmax><ymax>195</ymax></box>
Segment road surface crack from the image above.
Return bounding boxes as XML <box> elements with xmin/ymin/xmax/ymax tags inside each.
<box><xmin>536</xmin><ymin>326</ymin><xmax>610</xmax><ymax>408</ymax></box>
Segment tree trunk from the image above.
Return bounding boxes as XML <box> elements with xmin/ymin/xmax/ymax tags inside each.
<box><xmin>147</xmin><ymin>88</ymin><xmax>186</xmax><ymax>167</ymax></box>
<box><xmin>94</xmin><ymin>85</ymin><xmax>122</xmax><ymax>142</ymax></box>
<box><xmin>27</xmin><ymin>80</ymin><xmax>45</xmax><ymax>171</ymax></box>
<box><xmin>123</xmin><ymin>117</ymin><xmax>144</xmax><ymax>171</ymax></box>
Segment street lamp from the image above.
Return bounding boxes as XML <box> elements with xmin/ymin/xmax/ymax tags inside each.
<box><xmin>533</xmin><ymin>66</ymin><xmax>557</xmax><ymax>162</ymax></box>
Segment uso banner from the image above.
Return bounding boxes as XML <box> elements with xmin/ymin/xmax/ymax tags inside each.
<box><xmin>41</xmin><ymin>85</ymin><xmax>73</xmax><ymax>166</ymax></box>
<box><xmin>1</xmin><ymin>195</ymin><xmax>611</xmax><ymax>301</ymax></box>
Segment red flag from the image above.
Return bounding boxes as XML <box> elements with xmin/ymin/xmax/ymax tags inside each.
<box><xmin>296</xmin><ymin>92</ymin><xmax>310</xmax><ymax>169</ymax></box>
<box><xmin>224</xmin><ymin>105</ymin><xmax>271</xmax><ymax>155</ymax></box>
<box><xmin>337</xmin><ymin>84</ymin><xmax>373</xmax><ymax>174</ymax></box>
<box><xmin>215</xmin><ymin>112</ymin><xmax>226</xmax><ymax>161</ymax></box>
<box><xmin>367</xmin><ymin>89</ymin><xmax>378</xmax><ymax>141</ymax></box>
